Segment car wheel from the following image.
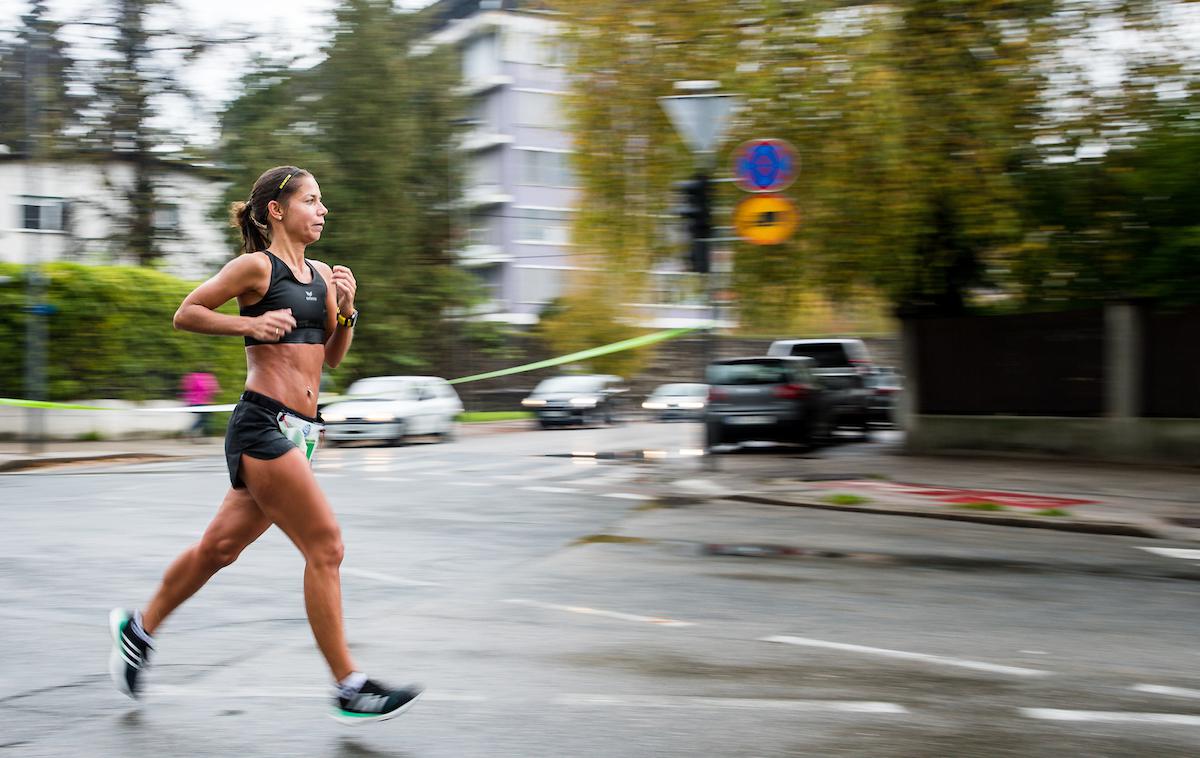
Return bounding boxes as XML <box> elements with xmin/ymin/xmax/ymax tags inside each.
<box><xmin>439</xmin><ymin>419</ymin><xmax>457</xmax><ymax>442</ymax></box>
<box><xmin>705</xmin><ymin>421</ymin><xmax>725</xmax><ymax>448</ymax></box>
<box><xmin>538</xmin><ymin>418</ymin><xmax>553</xmax><ymax>430</ymax></box>
<box><xmin>390</xmin><ymin>422</ymin><xmax>407</xmax><ymax>446</ymax></box>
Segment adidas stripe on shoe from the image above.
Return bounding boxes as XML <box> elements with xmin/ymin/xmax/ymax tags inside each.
<box><xmin>331</xmin><ymin>679</ymin><xmax>423</xmax><ymax>725</ymax></box>
<box><xmin>109</xmin><ymin>608</ymin><xmax>153</xmax><ymax>699</ymax></box>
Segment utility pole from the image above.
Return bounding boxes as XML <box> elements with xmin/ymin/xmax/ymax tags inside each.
<box><xmin>659</xmin><ymin>81</ymin><xmax>740</xmax><ymax>467</ymax></box>
<box><xmin>23</xmin><ymin>16</ymin><xmax>47</xmax><ymax>453</ymax></box>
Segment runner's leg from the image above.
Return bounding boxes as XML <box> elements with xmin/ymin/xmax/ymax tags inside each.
<box><xmin>141</xmin><ymin>486</ymin><xmax>272</xmax><ymax>634</ymax></box>
<box><xmin>239</xmin><ymin>449</ymin><xmax>356</xmax><ymax>680</ymax></box>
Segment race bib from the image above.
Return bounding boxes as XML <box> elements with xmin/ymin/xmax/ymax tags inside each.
<box><xmin>276</xmin><ymin>411</ymin><xmax>322</xmax><ymax>464</ymax></box>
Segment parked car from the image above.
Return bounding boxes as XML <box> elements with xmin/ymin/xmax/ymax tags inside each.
<box><xmin>642</xmin><ymin>382</ymin><xmax>708</xmax><ymax>421</ymax></box>
<box><xmin>765</xmin><ymin>337</ymin><xmax>873</xmax><ymax>436</ymax></box>
<box><xmin>703</xmin><ymin>357</ymin><xmax>831</xmax><ymax>448</ymax></box>
<box><xmin>866</xmin><ymin>367</ymin><xmax>903</xmax><ymax>424</ymax></box>
<box><xmin>521</xmin><ymin>374</ymin><xmax>628</xmax><ymax>428</ymax></box>
<box><xmin>322</xmin><ymin>376</ymin><xmax>463</xmax><ymax>446</ymax></box>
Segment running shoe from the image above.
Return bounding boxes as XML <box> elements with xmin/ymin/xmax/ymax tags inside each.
<box><xmin>109</xmin><ymin>608</ymin><xmax>153</xmax><ymax>699</ymax></box>
<box><xmin>331</xmin><ymin>679</ymin><xmax>423</xmax><ymax>724</ymax></box>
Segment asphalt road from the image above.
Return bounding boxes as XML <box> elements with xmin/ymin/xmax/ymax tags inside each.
<box><xmin>2</xmin><ymin>421</ymin><xmax>1199</xmax><ymax>757</ymax></box>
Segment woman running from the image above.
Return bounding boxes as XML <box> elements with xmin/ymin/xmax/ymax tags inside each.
<box><xmin>109</xmin><ymin>165</ymin><xmax>421</xmax><ymax>724</ymax></box>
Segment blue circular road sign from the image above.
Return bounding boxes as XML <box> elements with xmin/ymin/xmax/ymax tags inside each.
<box><xmin>733</xmin><ymin>138</ymin><xmax>798</xmax><ymax>193</ymax></box>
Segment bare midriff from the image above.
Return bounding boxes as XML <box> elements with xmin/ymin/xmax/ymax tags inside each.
<box><xmin>244</xmin><ymin>342</ymin><xmax>325</xmax><ymax>418</ymax></box>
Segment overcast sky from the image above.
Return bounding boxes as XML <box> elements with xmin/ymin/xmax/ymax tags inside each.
<box><xmin>0</xmin><ymin>0</ymin><xmax>437</xmax><ymax>146</ymax></box>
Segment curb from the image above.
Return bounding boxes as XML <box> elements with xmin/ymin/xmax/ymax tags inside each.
<box><xmin>724</xmin><ymin>493</ymin><xmax>1162</xmax><ymax>539</ymax></box>
<box><xmin>0</xmin><ymin>453</ymin><xmax>182</xmax><ymax>473</ymax></box>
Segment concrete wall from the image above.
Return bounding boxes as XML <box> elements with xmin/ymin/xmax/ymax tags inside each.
<box><xmin>0</xmin><ymin>401</ymin><xmax>197</xmax><ymax>441</ymax></box>
<box><xmin>901</xmin><ymin>302</ymin><xmax>1200</xmax><ymax>465</ymax></box>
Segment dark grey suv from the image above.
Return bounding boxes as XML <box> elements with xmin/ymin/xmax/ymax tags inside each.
<box><xmin>704</xmin><ymin>357</ymin><xmax>831</xmax><ymax>448</ymax></box>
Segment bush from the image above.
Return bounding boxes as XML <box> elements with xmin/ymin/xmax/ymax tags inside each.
<box><xmin>0</xmin><ymin>263</ymin><xmax>246</xmax><ymax>403</ymax></box>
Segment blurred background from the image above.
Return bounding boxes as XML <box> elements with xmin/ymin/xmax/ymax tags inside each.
<box><xmin>1</xmin><ymin>0</ymin><xmax>1199</xmax><ymax>461</ymax></box>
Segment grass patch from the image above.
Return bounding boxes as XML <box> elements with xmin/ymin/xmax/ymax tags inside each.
<box><xmin>1033</xmin><ymin>508</ymin><xmax>1071</xmax><ymax>517</ymax></box>
<box><xmin>571</xmin><ymin>534</ymin><xmax>650</xmax><ymax>546</ymax></box>
<box><xmin>956</xmin><ymin>501</ymin><xmax>1007</xmax><ymax>511</ymax></box>
<box><xmin>77</xmin><ymin>431</ymin><xmax>105</xmax><ymax>442</ymax></box>
<box><xmin>821</xmin><ymin>493</ymin><xmax>871</xmax><ymax>506</ymax></box>
<box><xmin>456</xmin><ymin>411</ymin><xmax>533</xmax><ymax>423</ymax></box>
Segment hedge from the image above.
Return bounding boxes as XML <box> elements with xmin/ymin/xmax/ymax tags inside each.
<box><xmin>0</xmin><ymin>263</ymin><xmax>247</xmax><ymax>403</ymax></box>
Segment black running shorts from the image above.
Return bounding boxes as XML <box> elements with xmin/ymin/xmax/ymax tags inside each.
<box><xmin>224</xmin><ymin>390</ymin><xmax>324</xmax><ymax>488</ymax></box>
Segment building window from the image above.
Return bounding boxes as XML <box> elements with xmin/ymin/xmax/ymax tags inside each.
<box><xmin>515</xmin><ymin>208</ymin><xmax>570</xmax><ymax>244</ymax></box>
<box><xmin>517</xmin><ymin>149</ymin><xmax>576</xmax><ymax>187</ymax></box>
<box><xmin>153</xmin><ymin>206</ymin><xmax>181</xmax><ymax>232</ymax></box>
<box><xmin>464</xmin><ymin>32</ymin><xmax>499</xmax><ymax>84</ymax></box>
<box><xmin>514</xmin><ymin>265</ymin><xmax>569</xmax><ymax>304</ymax></box>
<box><xmin>514</xmin><ymin>90</ymin><xmax>563</xmax><ymax>128</ymax></box>
<box><xmin>20</xmin><ymin>198</ymin><xmax>68</xmax><ymax>232</ymax></box>
<box><xmin>504</xmin><ymin>30</ymin><xmax>562</xmax><ymax>66</ymax></box>
<box><xmin>469</xmin><ymin>151</ymin><xmax>502</xmax><ymax>189</ymax></box>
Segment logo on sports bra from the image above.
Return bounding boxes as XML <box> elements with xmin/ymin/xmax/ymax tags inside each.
<box><xmin>305</xmin><ymin>290</ymin><xmax>317</xmax><ymax>302</ymax></box>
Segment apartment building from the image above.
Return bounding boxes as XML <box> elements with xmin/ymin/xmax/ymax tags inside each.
<box><xmin>421</xmin><ymin>0</ymin><xmax>577</xmax><ymax>326</ymax></box>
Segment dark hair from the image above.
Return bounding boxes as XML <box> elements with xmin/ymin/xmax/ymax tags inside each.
<box><xmin>228</xmin><ymin>165</ymin><xmax>311</xmax><ymax>255</ymax></box>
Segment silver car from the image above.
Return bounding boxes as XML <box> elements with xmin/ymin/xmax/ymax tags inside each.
<box><xmin>642</xmin><ymin>382</ymin><xmax>708</xmax><ymax>421</ymax></box>
<box><xmin>323</xmin><ymin>376</ymin><xmax>463</xmax><ymax>446</ymax></box>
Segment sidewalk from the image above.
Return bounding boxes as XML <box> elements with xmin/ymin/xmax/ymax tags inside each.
<box><xmin>651</xmin><ymin>437</ymin><xmax>1200</xmax><ymax>543</ymax></box>
<box><xmin>5</xmin><ymin>429</ymin><xmax>1199</xmax><ymax>543</ymax></box>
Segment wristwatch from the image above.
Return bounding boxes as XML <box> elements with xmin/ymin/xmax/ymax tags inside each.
<box><xmin>337</xmin><ymin>309</ymin><xmax>359</xmax><ymax>328</ymax></box>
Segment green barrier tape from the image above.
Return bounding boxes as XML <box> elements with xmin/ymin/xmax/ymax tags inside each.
<box><xmin>447</xmin><ymin>327</ymin><xmax>697</xmax><ymax>385</ymax></box>
<box><xmin>0</xmin><ymin>327</ymin><xmax>698</xmax><ymax>410</ymax></box>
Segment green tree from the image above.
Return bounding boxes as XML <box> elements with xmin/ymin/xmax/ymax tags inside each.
<box><xmin>0</xmin><ymin>0</ymin><xmax>80</xmax><ymax>155</ymax></box>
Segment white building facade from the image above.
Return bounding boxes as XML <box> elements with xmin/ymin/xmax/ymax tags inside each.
<box><xmin>423</xmin><ymin>1</ymin><xmax>580</xmax><ymax>325</ymax></box>
<box><xmin>0</xmin><ymin>158</ymin><xmax>229</xmax><ymax>281</ymax></box>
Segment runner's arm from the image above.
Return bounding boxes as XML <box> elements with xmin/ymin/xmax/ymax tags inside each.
<box><xmin>174</xmin><ymin>254</ymin><xmax>296</xmax><ymax>341</ymax></box>
<box><xmin>317</xmin><ymin>261</ymin><xmax>355</xmax><ymax>368</ymax></box>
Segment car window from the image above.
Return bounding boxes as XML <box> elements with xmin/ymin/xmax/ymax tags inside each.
<box><xmin>347</xmin><ymin>378</ymin><xmax>416</xmax><ymax>398</ymax></box>
<box><xmin>707</xmin><ymin>361</ymin><xmax>793</xmax><ymax>385</ymax></box>
<box><xmin>533</xmin><ymin>376</ymin><xmax>604</xmax><ymax>393</ymax></box>
<box><xmin>435</xmin><ymin>381</ymin><xmax>457</xmax><ymax>399</ymax></box>
<box><xmin>786</xmin><ymin>343</ymin><xmax>848</xmax><ymax>368</ymax></box>
<box><xmin>657</xmin><ymin>383</ymin><xmax>707</xmax><ymax>397</ymax></box>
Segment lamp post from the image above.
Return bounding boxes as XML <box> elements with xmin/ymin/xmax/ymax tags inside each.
<box><xmin>659</xmin><ymin>81</ymin><xmax>739</xmax><ymax>467</ymax></box>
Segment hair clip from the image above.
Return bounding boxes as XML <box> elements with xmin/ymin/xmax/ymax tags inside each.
<box><xmin>278</xmin><ymin>173</ymin><xmax>294</xmax><ymax>191</ymax></box>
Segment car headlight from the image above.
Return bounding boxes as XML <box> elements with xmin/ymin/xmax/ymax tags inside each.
<box><xmin>569</xmin><ymin>397</ymin><xmax>598</xmax><ymax>408</ymax></box>
<box><xmin>643</xmin><ymin>401</ymin><xmax>667</xmax><ymax>409</ymax></box>
<box><xmin>678</xmin><ymin>401</ymin><xmax>706</xmax><ymax>410</ymax></box>
<box><xmin>365</xmin><ymin>414</ymin><xmax>395</xmax><ymax>422</ymax></box>
<box><xmin>324</xmin><ymin>412</ymin><xmax>346</xmax><ymax>422</ymax></box>
<box><xmin>522</xmin><ymin>398</ymin><xmax>546</xmax><ymax>407</ymax></box>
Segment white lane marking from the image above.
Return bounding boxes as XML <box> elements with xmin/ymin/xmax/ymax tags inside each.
<box><xmin>1021</xmin><ymin>650</ymin><xmax>1049</xmax><ymax>655</ymax></box>
<box><xmin>1134</xmin><ymin>684</ymin><xmax>1200</xmax><ymax>700</ymax></box>
<box><xmin>1138</xmin><ymin>547</ymin><xmax>1200</xmax><ymax>560</ymax></box>
<box><xmin>1021</xmin><ymin>708</ymin><xmax>1200</xmax><ymax>726</ymax></box>
<box><xmin>574</xmin><ymin>471</ymin><xmax>635</xmax><ymax>487</ymax></box>
<box><xmin>602</xmin><ymin>492</ymin><xmax>654</xmax><ymax>501</ymax></box>
<box><xmin>522</xmin><ymin>486</ymin><xmax>580</xmax><ymax>494</ymax></box>
<box><xmin>341</xmin><ymin>567</ymin><xmax>439</xmax><ymax>587</ymax></box>
<box><xmin>497</xmin><ymin>467</ymin><xmax>577</xmax><ymax>482</ymax></box>
<box><xmin>554</xmin><ymin>694</ymin><xmax>907</xmax><ymax>713</ymax></box>
<box><xmin>761</xmin><ymin>635</ymin><xmax>1051</xmax><ymax>678</ymax></box>
<box><xmin>505</xmin><ymin>598</ymin><xmax>694</xmax><ymax>627</ymax></box>
<box><xmin>450</xmin><ymin>481</ymin><xmax>491</xmax><ymax>487</ymax></box>
<box><xmin>367</xmin><ymin>476</ymin><xmax>412</xmax><ymax>482</ymax></box>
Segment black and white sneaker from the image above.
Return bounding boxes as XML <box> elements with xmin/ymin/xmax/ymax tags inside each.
<box><xmin>331</xmin><ymin>679</ymin><xmax>423</xmax><ymax>725</ymax></box>
<box><xmin>109</xmin><ymin>608</ymin><xmax>153</xmax><ymax>699</ymax></box>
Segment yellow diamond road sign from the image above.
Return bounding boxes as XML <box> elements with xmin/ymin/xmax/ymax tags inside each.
<box><xmin>734</xmin><ymin>194</ymin><xmax>799</xmax><ymax>245</ymax></box>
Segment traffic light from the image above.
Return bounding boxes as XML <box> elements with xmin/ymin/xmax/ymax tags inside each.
<box><xmin>674</xmin><ymin>173</ymin><xmax>712</xmax><ymax>273</ymax></box>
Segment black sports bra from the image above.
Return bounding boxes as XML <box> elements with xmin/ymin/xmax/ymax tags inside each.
<box><xmin>240</xmin><ymin>251</ymin><xmax>328</xmax><ymax>346</ymax></box>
